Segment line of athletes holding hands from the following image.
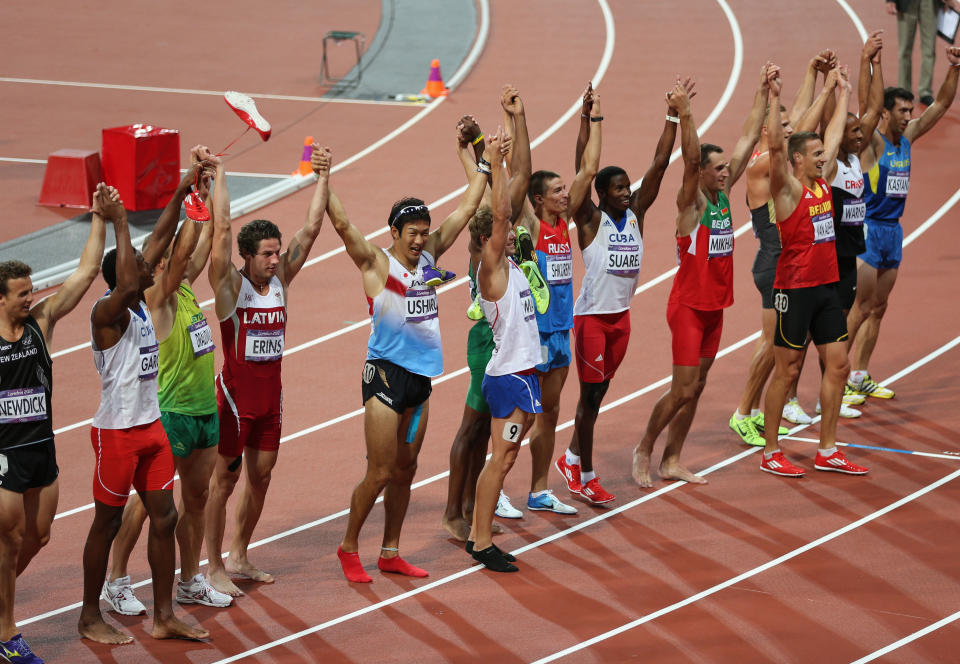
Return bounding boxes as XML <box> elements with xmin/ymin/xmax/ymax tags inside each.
<box><xmin>0</xmin><ymin>30</ymin><xmax>957</xmax><ymax>661</ymax></box>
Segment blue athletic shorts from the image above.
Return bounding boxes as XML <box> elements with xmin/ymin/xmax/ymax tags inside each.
<box><xmin>535</xmin><ymin>329</ymin><xmax>571</xmax><ymax>373</ymax></box>
<box><xmin>481</xmin><ymin>371</ymin><xmax>543</xmax><ymax>419</ymax></box>
<box><xmin>859</xmin><ymin>220</ymin><xmax>902</xmax><ymax>270</ymax></box>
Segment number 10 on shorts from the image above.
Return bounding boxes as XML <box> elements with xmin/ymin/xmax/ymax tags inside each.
<box><xmin>774</xmin><ymin>292</ymin><xmax>789</xmax><ymax>313</ymax></box>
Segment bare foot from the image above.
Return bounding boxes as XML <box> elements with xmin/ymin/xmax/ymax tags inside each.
<box><xmin>208</xmin><ymin>567</ymin><xmax>243</xmax><ymax>597</ymax></box>
<box><xmin>491</xmin><ymin>521</ymin><xmax>504</xmax><ymax>535</ymax></box>
<box><xmin>152</xmin><ymin>615</ymin><xmax>210</xmax><ymax>641</ymax></box>
<box><xmin>441</xmin><ymin>516</ymin><xmax>471</xmax><ymax>542</ymax></box>
<box><xmin>659</xmin><ymin>462</ymin><xmax>708</xmax><ymax>485</ymax></box>
<box><xmin>632</xmin><ymin>447</ymin><xmax>654</xmax><ymax>488</ymax></box>
<box><xmin>78</xmin><ymin>616</ymin><xmax>134</xmax><ymax>645</ymax></box>
<box><xmin>226</xmin><ymin>555</ymin><xmax>274</xmax><ymax>584</ymax></box>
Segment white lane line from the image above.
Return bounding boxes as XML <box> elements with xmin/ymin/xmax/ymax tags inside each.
<box><xmin>782</xmin><ymin>435</ymin><xmax>960</xmax><ymax>462</ymax></box>
<box><xmin>0</xmin><ymin>157</ymin><xmax>47</xmax><ymax>164</ymax></box>
<box><xmin>203</xmin><ymin>333</ymin><xmax>960</xmax><ymax>663</ymax></box>
<box><xmin>849</xmin><ymin>609</ymin><xmax>960</xmax><ymax>663</ymax></box>
<box><xmin>531</xmin><ymin>467</ymin><xmax>960</xmax><ymax>664</ymax></box>
<box><xmin>0</xmin><ymin>77</ymin><xmax>426</xmax><ymax>106</ymax></box>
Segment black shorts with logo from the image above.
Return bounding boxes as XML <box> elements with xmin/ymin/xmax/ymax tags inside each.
<box><xmin>361</xmin><ymin>359</ymin><xmax>432</xmax><ymax>414</ymax></box>
<box><xmin>0</xmin><ymin>438</ymin><xmax>59</xmax><ymax>493</ymax></box>
<box><xmin>773</xmin><ymin>283</ymin><xmax>848</xmax><ymax>349</ymax></box>
<box><xmin>836</xmin><ymin>255</ymin><xmax>858</xmax><ymax>311</ymax></box>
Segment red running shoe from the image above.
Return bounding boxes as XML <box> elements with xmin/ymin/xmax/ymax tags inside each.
<box><xmin>580</xmin><ymin>478</ymin><xmax>615</xmax><ymax>504</ymax></box>
<box><xmin>184</xmin><ymin>191</ymin><xmax>210</xmax><ymax>222</ymax></box>
<box><xmin>814</xmin><ymin>450</ymin><xmax>869</xmax><ymax>475</ymax></box>
<box><xmin>760</xmin><ymin>451</ymin><xmax>805</xmax><ymax>477</ymax></box>
<box><xmin>224</xmin><ymin>91</ymin><xmax>272</xmax><ymax>141</ymax></box>
<box><xmin>554</xmin><ymin>454</ymin><xmax>582</xmax><ymax>494</ymax></box>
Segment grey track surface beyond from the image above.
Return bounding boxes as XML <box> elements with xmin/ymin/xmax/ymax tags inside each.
<box><xmin>325</xmin><ymin>0</ymin><xmax>477</xmax><ymax>99</ymax></box>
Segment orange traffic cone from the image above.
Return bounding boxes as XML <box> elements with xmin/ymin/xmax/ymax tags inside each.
<box><xmin>420</xmin><ymin>59</ymin><xmax>449</xmax><ymax>98</ymax></box>
<box><xmin>292</xmin><ymin>136</ymin><xmax>314</xmax><ymax>176</ymax></box>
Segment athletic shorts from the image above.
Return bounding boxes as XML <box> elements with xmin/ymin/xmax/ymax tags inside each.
<box><xmin>667</xmin><ymin>301</ymin><xmax>723</xmax><ymax>367</ymax></box>
<box><xmin>836</xmin><ymin>255</ymin><xmax>858</xmax><ymax>311</ymax></box>
<box><xmin>217</xmin><ymin>382</ymin><xmax>282</xmax><ymax>458</ymax></box>
<box><xmin>361</xmin><ymin>358</ymin><xmax>432</xmax><ymax>414</ymax></box>
<box><xmin>752</xmin><ymin>267</ymin><xmax>777</xmax><ymax>310</ymax></box>
<box><xmin>161</xmin><ymin>411</ymin><xmax>219</xmax><ymax>458</ymax></box>
<box><xmin>482</xmin><ymin>370</ymin><xmax>543</xmax><ymax>419</ymax></box>
<box><xmin>535</xmin><ymin>328</ymin><xmax>572</xmax><ymax>373</ymax></box>
<box><xmin>0</xmin><ymin>438</ymin><xmax>58</xmax><ymax>493</ymax></box>
<box><xmin>465</xmin><ymin>321</ymin><xmax>494</xmax><ymax>413</ymax></box>
<box><xmin>91</xmin><ymin>420</ymin><xmax>175</xmax><ymax>507</ymax></box>
<box><xmin>859</xmin><ymin>221</ymin><xmax>902</xmax><ymax>270</ymax></box>
<box><xmin>573</xmin><ymin>311</ymin><xmax>631</xmax><ymax>383</ymax></box>
<box><xmin>773</xmin><ymin>284</ymin><xmax>848</xmax><ymax>349</ymax></box>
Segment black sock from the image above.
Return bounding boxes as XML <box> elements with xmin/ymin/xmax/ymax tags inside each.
<box><xmin>466</xmin><ymin>540</ymin><xmax>515</xmax><ymax>562</ymax></box>
<box><xmin>471</xmin><ymin>545</ymin><xmax>518</xmax><ymax>572</ymax></box>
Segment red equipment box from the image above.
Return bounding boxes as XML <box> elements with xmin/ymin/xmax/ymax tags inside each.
<box><xmin>37</xmin><ymin>149</ymin><xmax>101</xmax><ymax>208</ymax></box>
<box><xmin>101</xmin><ymin>124</ymin><xmax>179</xmax><ymax>211</ymax></box>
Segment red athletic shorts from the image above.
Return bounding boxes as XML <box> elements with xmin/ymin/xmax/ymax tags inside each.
<box><xmin>217</xmin><ymin>376</ymin><xmax>282</xmax><ymax>458</ymax></box>
<box><xmin>573</xmin><ymin>311</ymin><xmax>631</xmax><ymax>384</ymax></box>
<box><xmin>91</xmin><ymin>420</ymin><xmax>175</xmax><ymax>507</ymax></box>
<box><xmin>667</xmin><ymin>301</ymin><xmax>723</xmax><ymax>366</ymax></box>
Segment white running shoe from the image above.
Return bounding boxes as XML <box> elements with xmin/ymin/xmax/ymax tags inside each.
<box><xmin>782</xmin><ymin>398</ymin><xmax>813</xmax><ymax>425</ymax></box>
<box><xmin>527</xmin><ymin>490</ymin><xmax>578</xmax><ymax>515</ymax></box>
<box><xmin>101</xmin><ymin>575</ymin><xmax>146</xmax><ymax>615</ymax></box>
<box><xmin>177</xmin><ymin>573</ymin><xmax>233</xmax><ymax>608</ymax></box>
<box><xmin>816</xmin><ymin>400</ymin><xmax>862</xmax><ymax>419</ymax></box>
<box><xmin>843</xmin><ymin>385</ymin><xmax>866</xmax><ymax>405</ymax></box>
<box><xmin>495</xmin><ymin>491</ymin><xmax>523</xmax><ymax>519</ymax></box>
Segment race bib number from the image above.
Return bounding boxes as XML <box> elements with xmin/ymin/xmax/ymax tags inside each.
<box><xmin>0</xmin><ymin>387</ymin><xmax>48</xmax><ymax>423</ymax></box>
<box><xmin>812</xmin><ymin>212</ymin><xmax>836</xmax><ymax>244</ymax></box>
<box><xmin>503</xmin><ymin>421</ymin><xmax>522</xmax><ymax>443</ymax></box>
<box><xmin>244</xmin><ymin>329</ymin><xmax>283</xmax><ymax>362</ymax></box>
<box><xmin>405</xmin><ymin>288</ymin><xmax>438</xmax><ymax>323</ymax></box>
<box><xmin>188</xmin><ymin>319</ymin><xmax>215</xmax><ymax>358</ymax></box>
<box><xmin>885</xmin><ymin>171</ymin><xmax>909</xmax><ymax>198</ymax></box>
<box><xmin>545</xmin><ymin>253</ymin><xmax>573</xmax><ymax>284</ymax></box>
<box><xmin>139</xmin><ymin>343</ymin><xmax>159</xmax><ymax>381</ymax></box>
<box><xmin>606</xmin><ymin>244</ymin><xmax>641</xmax><ymax>275</ymax></box>
<box><xmin>841</xmin><ymin>198</ymin><xmax>865</xmax><ymax>225</ymax></box>
<box><xmin>708</xmin><ymin>227</ymin><xmax>734</xmax><ymax>257</ymax></box>
<box><xmin>773</xmin><ymin>291</ymin><xmax>789</xmax><ymax>313</ymax></box>
<box><xmin>519</xmin><ymin>289</ymin><xmax>536</xmax><ymax>321</ymax></box>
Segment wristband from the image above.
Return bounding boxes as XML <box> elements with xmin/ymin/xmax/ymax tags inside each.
<box><xmin>472</xmin><ymin>134</ymin><xmax>485</xmax><ymax>145</ymax></box>
<box><xmin>476</xmin><ymin>164</ymin><xmax>492</xmax><ymax>174</ymax></box>
<box><xmin>590</xmin><ymin>115</ymin><xmax>603</xmax><ymax>122</ymax></box>
<box><xmin>666</xmin><ymin>115</ymin><xmax>680</xmax><ymax>124</ymax></box>
<box><xmin>581</xmin><ymin>113</ymin><xmax>590</xmax><ymax>119</ymax></box>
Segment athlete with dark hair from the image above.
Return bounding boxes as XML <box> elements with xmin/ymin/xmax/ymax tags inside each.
<box><xmin>205</xmin><ymin>143</ymin><xmax>331</xmax><ymax>596</ymax></box>
<box><xmin>333</xmin><ymin>121</ymin><xmax>491</xmax><ymax>582</ymax></box>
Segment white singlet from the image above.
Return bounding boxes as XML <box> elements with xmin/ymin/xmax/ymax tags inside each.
<box><xmin>91</xmin><ymin>300</ymin><xmax>161</xmax><ymax>429</ymax></box>
<box><xmin>479</xmin><ymin>259</ymin><xmax>540</xmax><ymax>376</ymax></box>
<box><xmin>573</xmin><ymin>209</ymin><xmax>644</xmax><ymax>315</ymax></box>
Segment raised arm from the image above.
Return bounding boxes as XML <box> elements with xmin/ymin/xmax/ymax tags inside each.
<box><xmin>726</xmin><ymin>63</ymin><xmax>774</xmax><ymax>191</ymax></box>
<box><xmin>502</xmin><ymin>86</ymin><xmax>531</xmax><ymax>222</ymax></box>
<box><xmin>568</xmin><ymin>89</ymin><xmax>602</xmax><ymax>220</ymax></box>
<box><xmin>788</xmin><ymin>50</ymin><xmax>834</xmax><ymax>126</ymax></box>
<box><xmin>822</xmin><ymin>68</ymin><xmax>853</xmax><ymax>183</ymax></box>
<box><xmin>574</xmin><ymin>83</ymin><xmax>594</xmax><ymax>173</ymax></box>
<box><xmin>91</xmin><ymin>187</ymin><xmax>137</xmax><ymax>335</ymax></box>
<box><xmin>905</xmin><ymin>46</ymin><xmax>960</xmax><ymax>142</ymax></box>
<box><xmin>859</xmin><ymin>35</ymin><xmax>885</xmax><ymax>143</ymax></box>
<box><xmin>207</xmin><ymin>156</ymin><xmax>241</xmax><ymax>320</ymax></box>
<box><xmin>674</xmin><ymin>81</ymin><xmax>703</xmax><ymax>237</ymax></box>
<box><xmin>326</xmin><ymin>189</ymin><xmax>386</xmax><ymax>299</ymax></box>
<box><xmin>141</xmin><ymin>154</ymin><xmax>202</xmax><ymax>267</ymax></box>
<box><xmin>766</xmin><ymin>70</ymin><xmax>800</xmax><ymax>219</ymax></box>
<box><xmin>478</xmin><ymin>130</ymin><xmax>509</xmax><ymax>302</ymax></box>
<box><xmin>278</xmin><ymin>143</ymin><xmax>330</xmax><ymax>286</ymax></box>
<box><xmin>858</xmin><ymin>30</ymin><xmax>884</xmax><ymax>119</ymax></box>
<box><xmin>631</xmin><ymin>77</ymin><xmax>693</xmax><ymax>218</ymax></box>
<box><xmin>796</xmin><ymin>66</ymin><xmax>840</xmax><ymax>133</ymax></box>
<box><xmin>184</xmin><ymin>164</ymin><xmax>215</xmax><ymax>284</ymax></box>
<box><xmin>424</xmin><ymin>135</ymin><xmax>491</xmax><ymax>260</ymax></box>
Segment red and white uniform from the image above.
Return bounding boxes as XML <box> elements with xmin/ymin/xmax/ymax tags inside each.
<box><xmin>90</xmin><ymin>301</ymin><xmax>173</xmax><ymax>505</ymax></box>
<box><xmin>217</xmin><ymin>274</ymin><xmax>286</xmax><ymax>455</ymax></box>
<box><xmin>774</xmin><ymin>178</ymin><xmax>838</xmax><ymax>289</ymax></box>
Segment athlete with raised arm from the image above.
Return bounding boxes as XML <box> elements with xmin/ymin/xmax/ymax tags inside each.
<box><xmin>0</xmin><ymin>186</ymin><xmax>107</xmax><ymax>664</ymax></box>
<box><xmin>204</xmin><ymin>143</ymin><xmax>330</xmax><ymax>596</ymax></box>
<box><xmin>633</xmin><ymin>65</ymin><xmax>771</xmax><ymax>488</ymax></box>
<box><xmin>759</xmin><ymin>65</ymin><xmax>869</xmax><ymax>477</ymax></box>
<box><xmin>557</xmin><ymin>79</ymin><xmax>692</xmax><ymax>505</ymax></box>
<box><xmin>333</xmin><ymin>122</ymin><xmax>490</xmax><ymax>582</ymax></box>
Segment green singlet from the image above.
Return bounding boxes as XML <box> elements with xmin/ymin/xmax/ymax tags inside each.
<box><xmin>157</xmin><ymin>283</ymin><xmax>218</xmax><ymax>416</ymax></box>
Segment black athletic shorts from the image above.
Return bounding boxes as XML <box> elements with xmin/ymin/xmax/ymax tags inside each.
<box><xmin>361</xmin><ymin>359</ymin><xmax>432</xmax><ymax>414</ymax></box>
<box><xmin>836</xmin><ymin>255</ymin><xmax>858</xmax><ymax>311</ymax></box>
<box><xmin>773</xmin><ymin>283</ymin><xmax>848</xmax><ymax>349</ymax></box>
<box><xmin>752</xmin><ymin>267</ymin><xmax>777</xmax><ymax>310</ymax></box>
<box><xmin>0</xmin><ymin>438</ymin><xmax>59</xmax><ymax>493</ymax></box>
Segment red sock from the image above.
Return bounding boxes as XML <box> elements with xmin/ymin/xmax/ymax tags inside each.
<box><xmin>378</xmin><ymin>555</ymin><xmax>428</xmax><ymax>578</ymax></box>
<box><xmin>337</xmin><ymin>546</ymin><xmax>372</xmax><ymax>583</ymax></box>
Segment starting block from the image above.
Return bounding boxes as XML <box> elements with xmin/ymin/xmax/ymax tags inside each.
<box><xmin>102</xmin><ymin>124</ymin><xmax>180</xmax><ymax>211</ymax></box>
<box><xmin>37</xmin><ymin>149</ymin><xmax>101</xmax><ymax>209</ymax></box>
